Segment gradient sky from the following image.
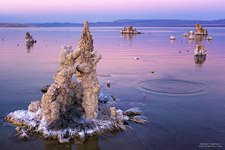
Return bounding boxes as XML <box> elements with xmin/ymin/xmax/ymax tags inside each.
<box><xmin>0</xmin><ymin>0</ymin><xmax>225</xmax><ymax>23</ymax></box>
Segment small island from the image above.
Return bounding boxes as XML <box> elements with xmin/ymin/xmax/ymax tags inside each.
<box><xmin>194</xmin><ymin>23</ymin><xmax>208</xmax><ymax>35</ymax></box>
<box><xmin>121</xmin><ymin>26</ymin><xmax>142</xmax><ymax>34</ymax></box>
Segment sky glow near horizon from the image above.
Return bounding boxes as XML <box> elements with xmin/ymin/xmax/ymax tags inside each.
<box><xmin>0</xmin><ymin>0</ymin><xmax>225</xmax><ymax>23</ymax></box>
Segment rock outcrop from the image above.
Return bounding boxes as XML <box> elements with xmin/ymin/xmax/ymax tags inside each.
<box><xmin>170</xmin><ymin>35</ymin><xmax>175</xmax><ymax>40</ymax></box>
<box><xmin>75</xmin><ymin>21</ymin><xmax>102</xmax><ymax>120</ymax></box>
<box><xmin>5</xmin><ymin>21</ymin><xmax>147</xmax><ymax>143</ymax></box>
<box><xmin>121</xmin><ymin>26</ymin><xmax>141</xmax><ymax>34</ymax></box>
<box><xmin>25</xmin><ymin>32</ymin><xmax>36</xmax><ymax>50</ymax></box>
<box><xmin>194</xmin><ymin>23</ymin><xmax>208</xmax><ymax>35</ymax></box>
<box><xmin>41</xmin><ymin>45</ymin><xmax>83</xmax><ymax>129</ymax></box>
<box><xmin>194</xmin><ymin>44</ymin><xmax>206</xmax><ymax>56</ymax></box>
<box><xmin>25</xmin><ymin>32</ymin><xmax>37</xmax><ymax>44</ymax></box>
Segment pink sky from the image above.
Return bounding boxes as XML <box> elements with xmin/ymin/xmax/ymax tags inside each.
<box><xmin>0</xmin><ymin>0</ymin><xmax>224</xmax><ymax>22</ymax></box>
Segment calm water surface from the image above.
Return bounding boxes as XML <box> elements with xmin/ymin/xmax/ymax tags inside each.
<box><xmin>0</xmin><ymin>27</ymin><xmax>225</xmax><ymax>150</ymax></box>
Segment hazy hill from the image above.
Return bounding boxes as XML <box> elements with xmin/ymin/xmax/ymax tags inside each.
<box><xmin>1</xmin><ymin>19</ymin><xmax>225</xmax><ymax>27</ymax></box>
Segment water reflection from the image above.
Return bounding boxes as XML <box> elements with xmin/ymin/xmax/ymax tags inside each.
<box><xmin>44</xmin><ymin>136</ymin><xmax>100</xmax><ymax>150</ymax></box>
<box><xmin>77</xmin><ymin>136</ymin><xmax>100</xmax><ymax>150</ymax></box>
<box><xmin>195</xmin><ymin>35</ymin><xmax>206</xmax><ymax>45</ymax></box>
<box><xmin>121</xmin><ymin>34</ymin><xmax>136</xmax><ymax>44</ymax></box>
<box><xmin>193</xmin><ymin>35</ymin><xmax>207</xmax><ymax>66</ymax></box>
<box><xmin>189</xmin><ymin>40</ymin><xmax>194</xmax><ymax>47</ymax></box>
<box><xmin>194</xmin><ymin>55</ymin><xmax>206</xmax><ymax>66</ymax></box>
<box><xmin>26</xmin><ymin>42</ymin><xmax>34</xmax><ymax>53</ymax></box>
<box><xmin>45</xmin><ymin>140</ymin><xmax>72</xmax><ymax>150</ymax></box>
<box><xmin>170</xmin><ymin>40</ymin><xmax>175</xmax><ymax>44</ymax></box>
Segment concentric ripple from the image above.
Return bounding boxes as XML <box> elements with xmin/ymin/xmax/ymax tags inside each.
<box><xmin>140</xmin><ymin>79</ymin><xmax>205</xmax><ymax>95</ymax></box>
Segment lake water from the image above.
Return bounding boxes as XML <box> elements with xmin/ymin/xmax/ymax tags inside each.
<box><xmin>0</xmin><ymin>27</ymin><xmax>225</xmax><ymax>150</ymax></box>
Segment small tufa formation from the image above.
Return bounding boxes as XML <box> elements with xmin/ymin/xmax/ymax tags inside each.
<box><xmin>194</xmin><ymin>44</ymin><xmax>206</xmax><ymax>56</ymax></box>
<box><xmin>5</xmin><ymin>21</ymin><xmax>147</xmax><ymax>143</ymax></box>
<box><xmin>194</xmin><ymin>23</ymin><xmax>208</xmax><ymax>35</ymax></box>
<box><xmin>170</xmin><ymin>35</ymin><xmax>175</xmax><ymax>40</ymax></box>
<box><xmin>25</xmin><ymin>32</ymin><xmax>37</xmax><ymax>44</ymax></box>
<box><xmin>206</xmin><ymin>35</ymin><xmax>213</xmax><ymax>41</ymax></box>
<box><xmin>183</xmin><ymin>32</ymin><xmax>189</xmax><ymax>37</ymax></box>
<box><xmin>189</xmin><ymin>31</ymin><xmax>195</xmax><ymax>40</ymax></box>
<box><xmin>25</xmin><ymin>32</ymin><xmax>36</xmax><ymax>50</ymax></box>
<box><xmin>121</xmin><ymin>26</ymin><xmax>142</xmax><ymax>34</ymax></box>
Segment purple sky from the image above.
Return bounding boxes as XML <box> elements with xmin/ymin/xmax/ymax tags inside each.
<box><xmin>0</xmin><ymin>0</ymin><xmax>225</xmax><ymax>23</ymax></box>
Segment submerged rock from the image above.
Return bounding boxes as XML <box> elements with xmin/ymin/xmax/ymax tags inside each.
<box><xmin>129</xmin><ymin>115</ymin><xmax>148</xmax><ymax>124</ymax></box>
<box><xmin>123</xmin><ymin>107</ymin><xmax>143</xmax><ymax>116</ymax></box>
<box><xmin>5</xmin><ymin>21</ymin><xmax>147</xmax><ymax>143</ymax></box>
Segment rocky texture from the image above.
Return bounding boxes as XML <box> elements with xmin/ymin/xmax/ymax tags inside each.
<box><xmin>25</xmin><ymin>32</ymin><xmax>37</xmax><ymax>44</ymax></box>
<box><xmin>170</xmin><ymin>35</ymin><xmax>175</xmax><ymax>40</ymax></box>
<box><xmin>5</xmin><ymin>21</ymin><xmax>147</xmax><ymax>143</ymax></box>
<box><xmin>5</xmin><ymin>104</ymin><xmax>147</xmax><ymax>143</ymax></box>
<box><xmin>41</xmin><ymin>45</ymin><xmax>83</xmax><ymax>129</ymax></box>
<box><xmin>75</xmin><ymin>21</ymin><xmax>102</xmax><ymax>120</ymax></box>
<box><xmin>206</xmin><ymin>35</ymin><xmax>213</xmax><ymax>41</ymax></box>
<box><xmin>194</xmin><ymin>44</ymin><xmax>206</xmax><ymax>56</ymax></box>
<box><xmin>121</xmin><ymin>26</ymin><xmax>142</xmax><ymax>34</ymax></box>
<box><xmin>194</xmin><ymin>23</ymin><xmax>208</xmax><ymax>35</ymax></box>
<box><xmin>25</xmin><ymin>32</ymin><xmax>36</xmax><ymax>50</ymax></box>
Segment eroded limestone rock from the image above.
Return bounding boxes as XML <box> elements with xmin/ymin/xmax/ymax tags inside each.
<box><xmin>25</xmin><ymin>32</ymin><xmax>36</xmax><ymax>44</ymax></box>
<box><xmin>41</xmin><ymin>45</ymin><xmax>83</xmax><ymax>129</ymax></box>
<box><xmin>121</xmin><ymin>26</ymin><xmax>142</xmax><ymax>34</ymax></box>
<box><xmin>74</xmin><ymin>21</ymin><xmax>102</xmax><ymax>120</ymax></box>
<box><xmin>195</xmin><ymin>23</ymin><xmax>208</xmax><ymax>35</ymax></box>
<box><xmin>5</xmin><ymin>21</ymin><xmax>147</xmax><ymax>143</ymax></box>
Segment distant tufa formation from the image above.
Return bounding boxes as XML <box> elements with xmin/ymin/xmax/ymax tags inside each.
<box><xmin>5</xmin><ymin>21</ymin><xmax>147</xmax><ymax>143</ymax></box>
<box><xmin>25</xmin><ymin>32</ymin><xmax>37</xmax><ymax>44</ymax></box>
<box><xmin>121</xmin><ymin>26</ymin><xmax>142</xmax><ymax>34</ymax></box>
<box><xmin>25</xmin><ymin>32</ymin><xmax>37</xmax><ymax>50</ymax></box>
<box><xmin>182</xmin><ymin>23</ymin><xmax>210</xmax><ymax>40</ymax></box>
<box><xmin>194</xmin><ymin>44</ymin><xmax>206</xmax><ymax>56</ymax></box>
<box><xmin>194</xmin><ymin>23</ymin><xmax>208</xmax><ymax>35</ymax></box>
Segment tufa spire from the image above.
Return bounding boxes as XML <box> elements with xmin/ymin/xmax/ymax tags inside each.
<box><xmin>79</xmin><ymin>21</ymin><xmax>94</xmax><ymax>52</ymax></box>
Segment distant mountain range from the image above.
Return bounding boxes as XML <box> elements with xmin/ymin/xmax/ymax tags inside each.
<box><xmin>1</xmin><ymin>19</ymin><xmax>225</xmax><ymax>27</ymax></box>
